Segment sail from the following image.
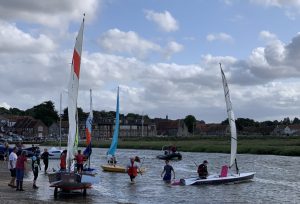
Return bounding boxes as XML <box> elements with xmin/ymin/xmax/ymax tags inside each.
<box><xmin>84</xmin><ymin>89</ymin><xmax>93</xmax><ymax>158</ymax></box>
<box><xmin>107</xmin><ymin>87</ymin><xmax>120</xmax><ymax>156</ymax></box>
<box><xmin>66</xmin><ymin>17</ymin><xmax>85</xmax><ymax>170</ymax></box>
<box><xmin>220</xmin><ymin>64</ymin><xmax>238</xmax><ymax>172</ymax></box>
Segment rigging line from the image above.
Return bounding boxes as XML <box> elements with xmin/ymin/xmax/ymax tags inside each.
<box><xmin>231</xmin><ymin>136</ymin><xmax>237</xmax><ymax>141</ymax></box>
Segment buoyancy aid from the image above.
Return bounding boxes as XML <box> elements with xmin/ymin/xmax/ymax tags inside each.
<box><xmin>127</xmin><ymin>161</ymin><xmax>138</xmax><ymax>176</ymax></box>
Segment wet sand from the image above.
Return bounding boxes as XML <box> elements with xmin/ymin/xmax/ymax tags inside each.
<box><xmin>0</xmin><ymin>160</ymin><xmax>112</xmax><ymax>204</ymax></box>
<box><xmin>0</xmin><ymin>161</ymin><xmax>68</xmax><ymax>204</ymax></box>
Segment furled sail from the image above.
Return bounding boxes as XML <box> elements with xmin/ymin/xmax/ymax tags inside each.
<box><xmin>220</xmin><ymin>63</ymin><xmax>238</xmax><ymax>173</ymax></box>
<box><xmin>107</xmin><ymin>87</ymin><xmax>120</xmax><ymax>156</ymax></box>
<box><xmin>84</xmin><ymin>89</ymin><xmax>93</xmax><ymax>160</ymax></box>
<box><xmin>66</xmin><ymin>16</ymin><xmax>85</xmax><ymax>170</ymax></box>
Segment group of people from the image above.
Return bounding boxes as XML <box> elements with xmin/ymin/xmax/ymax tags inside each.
<box><xmin>160</xmin><ymin>159</ymin><xmax>209</xmax><ymax>183</ymax></box>
<box><xmin>59</xmin><ymin>149</ymin><xmax>87</xmax><ymax>173</ymax></box>
<box><xmin>7</xmin><ymin>146</ymin><xmax>42</xmax><ymax>191</ymax></box>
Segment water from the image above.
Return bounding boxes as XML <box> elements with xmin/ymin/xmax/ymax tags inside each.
<box><xmin>25</xmin><ymin>148</ymin><xmax>300</xmax><ymax>203</ymax></box>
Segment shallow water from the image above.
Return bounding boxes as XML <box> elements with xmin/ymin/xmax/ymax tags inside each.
<box><xmin>24</xmin><ymin>148</ymin><xmax>300</xmax><ymax>204</ymax></box>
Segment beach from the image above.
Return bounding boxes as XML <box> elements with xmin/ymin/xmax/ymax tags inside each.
<box><xmin>0</xmin><ymin>161</ymin><xmax>73</xmax><ymax>204</ymax></box>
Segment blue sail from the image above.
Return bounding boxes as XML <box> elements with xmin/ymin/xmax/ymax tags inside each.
<box><xmin>107</xmin><ymin>87</ymin><xmax>119</xmax><ymax>156</ymax></box>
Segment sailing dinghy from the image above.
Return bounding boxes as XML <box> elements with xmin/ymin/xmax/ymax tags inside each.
<box><xmin>101</xmin><ymin>87</ymin><xmax>127</xmax><ymax>172</ymax></box>
<box><xmin>100</xmin><ymin>87</ymin><xmax>145</xmax><ymax>173</ymax></box>
<box><xmin>48</xmin><ymin>15</ymin><xmax>94</xmax><ymax>197</ymax></box>
<box><xmin>180</xmin><ymin>64</ymin><xmax>255</xmax><ymax>185</ymax></box>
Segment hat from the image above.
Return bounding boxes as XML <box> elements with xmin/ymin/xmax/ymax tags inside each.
<box><xmin>203</xmin><ymin>160</ymin><xmax>208</xmax><ymax>164</ymax></box>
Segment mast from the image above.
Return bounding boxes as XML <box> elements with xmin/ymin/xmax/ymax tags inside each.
<box><xmin>66</xmin><ymin>15</ymin><xmax>85</xmax><ymax>171</ymax></box>
<box><xmin>220</xmin><ymin>63</ymin><xmax>239</xmax><ymax>174</ymax></box>
<box><xmin>85</xmin><ymin>89</ymin><xmax>93</xmax><ymax>168</ymax></box>
<box><xmin>59</xmin><ymin>92</ymin><xmax>62</xmax><ymax>149</ymax></box>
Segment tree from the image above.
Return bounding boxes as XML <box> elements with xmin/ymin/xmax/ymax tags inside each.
<box><xmin>25</xmin><ymin>101</ymin><xmax>59</xmax><ymax>127</ymax></box>
<box><xmin>292</xmin><ymin>117</ymin><xmax>300</xmax><ymax>124</ymax></box>
<box><xmin>184</xmin><ymin>115</ymin><xmax>196</xmax><ymax>133</ymax></box>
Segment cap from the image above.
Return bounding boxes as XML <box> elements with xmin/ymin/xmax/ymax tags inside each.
<box><xmin>203</xmin><ymin>160</ymin><xmax>208</xmax><ymax>164</ymax></box>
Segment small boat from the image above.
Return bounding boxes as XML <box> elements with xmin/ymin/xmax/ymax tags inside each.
<box><xmin>101</xmin><ymin>164</ymin><xmax>126</xmax><ymax>173</ymax></box>
<box><xmin>100</xmin><ymin>87</ymin><xmax>127</xmax><ymax>173</ymax></box>
<box><xmin>156</xmin><ymin>145</ymin><xmax>182</xmax><ymax>160</ymax></box>
<box><xmin>48</xmin><ymin>147</ymin><xmax>63</xmax><ymax>159</ymax></box>
<box><xmin>101</xmin><ymin>164</ymin><xmax>146</xmax><ymax>173</ymax></box>
<box><xmin>48</xmin><ymin>15</ymin><xmax>94</xmax><ymax>198</ymax></box>
<box><xmin>180</xmin><ymin>64</ymin><xmax>255</xmax><ymax>186</ymax></box>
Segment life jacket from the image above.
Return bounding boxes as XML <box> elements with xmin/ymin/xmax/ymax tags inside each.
<box><xmin>127</xmin><ymin>161</ymin><xmax>138</xmax><ymax>176</ymax></box>
<box><xmin>197</xmin><ymin>164</ymin><xmax>208</xmax><ymax>176</ymax></box>
<box><xmin>60</xmin><ymin>153</ymin><xmax>66</xmax><ymax>169</ymax></box>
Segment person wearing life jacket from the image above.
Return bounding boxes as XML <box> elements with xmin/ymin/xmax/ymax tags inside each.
<box><xmin>31</xmin><ymin>153</ymin><xmax>41</xmax><ymax>189</ymax></box>
<box><xmin>198</xmin><ymin>160</ymin><xmax>208</xmax><ymax>179</ymax></box>
<box><xmin>74</xmin><ymin>149</ymin><xmax>86</xmax><ymax>173</ymax></box>
<box><xmin>127</xmin><ymin>156</ymin><xmax>140</xmax><ymax>182</ymax></box>
<box><xmin>60</xmin><ymin>150</ymin><xmax>67</xmax><ymax>171</ymax></box>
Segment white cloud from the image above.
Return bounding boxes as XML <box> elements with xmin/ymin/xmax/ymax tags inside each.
<box><xmin>0</xmin><ymin>0</ymin><xmax>99</xmax><ymax>28</ymax></box>
<box><xmin>259</xmin><ymin>30</ymin><xmax>278</xmax><ymax>42</ymax></box>
<box><xmin>163</xmin><ymin>41</ymin><xmax>184</xmax><ymax>60</ymax></box>
<box><xmin>250</xmin><ymin>0</ymin><xmax>300</xmax><ymax>19</ymax></box>
<box><xmin>0</xmin><ymin>21</ymin><xmax>56</xmax><ymax>53</ymax></box>
<box><xmin>98</xmin><ymin>28</ymin><xmax>161</xmax><ymax>59</ymax></box>
<box><xmin>145</xmin><ymin>10</ymin><xmax>179</xmax><ymax>32</ymax></box>
<box><xmin>206</xmin><ymin>32</ymin><xmax>234</xmax><ymax>42</ymax></box>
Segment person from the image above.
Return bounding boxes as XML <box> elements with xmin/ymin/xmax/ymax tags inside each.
<box><xmin>8</xmin><ymin>147</ymin><xmax>18</xmax><ymax>188</ymax></box>
<box><xmin>171</xmin><ymin>145</ymin><xmax>177</xmax><ymax>153</ymax></box>
<box><xmin>107</xmin><ymin>155</ymin><xmax>117</xmax><ymax>166</ymax></box>
<box><xmin>4</xmin><ymin>142</ymin><xmax>10</xmax><ymax>161</ymax></box>
<box><xmin>127</xmin><ymin>156</ymin><xmax>140</xmax><ymax>183</ymax></box>
<box><xmin>74</xmin><ymin>149</ymin><xmax>86</xmax><ymax>173</ymax></box>
<box><xmin>197</xmin><ymin>160</ymin><xmax>209</xmax><ymax>179</ymax></box>
<box><xmin>161</xmin><ymin>160</ymin><xmax>175</xmax><ymax>182</ymax></box>
<box><xmin>60</xmin><ymin>150</ymin><xmax>67</xmax><ymax>171</ymax></box>
<box><xmin>16</xmin><ymin>150</ymin><xmax>27</xmax><ymax>191</ymax></box>
<box><xmin>40</xmin><ymin>148</ymin><xmax>53</xmax><ymax>173</ymax></box>
<box><xmin>31</xmin><ymin>153</ymin><xmax>41</xmax><ymax>189</ymax></box>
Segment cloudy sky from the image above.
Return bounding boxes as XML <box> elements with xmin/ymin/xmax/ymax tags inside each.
<box><xmin>1</xmin><ymin>0</ymin><xmax>300</xmax><ymax>123</ymax></box>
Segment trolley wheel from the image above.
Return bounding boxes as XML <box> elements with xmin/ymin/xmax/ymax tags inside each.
<box><xmin>54</xmin><ymin>187</ymin><xmax>58</xmax><ymax>198</ymax></box>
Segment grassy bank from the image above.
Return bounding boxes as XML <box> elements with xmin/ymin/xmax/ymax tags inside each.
<box><xmin>42</xmin><ymin>136</ymin><xmax>300</xmax><ymax>156</ymax></box>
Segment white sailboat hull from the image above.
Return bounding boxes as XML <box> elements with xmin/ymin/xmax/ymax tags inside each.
<box><xmin>180</xmin><ymin>172</ymin><xmax>255</xmax><ymax>185</ymax></box>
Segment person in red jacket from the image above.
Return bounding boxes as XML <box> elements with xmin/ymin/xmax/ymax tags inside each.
<box><xmin>60</xmin><ymin>150</ymin><xmax>67</xmax><ymax>171</ymax></box>
<box><xmin>74</xmin><ymin>150</ymin><xmax>86</xmax><ymax>173</ymax></box>
<box><xmin>127</xmin><ymin>156</ymin><xmax>140</xmax><ymax>182</ymax></box>
<box><xmin>16</xmin><ymin>151</ymin><xmax>27</xmax><ymax>191</ymax></box>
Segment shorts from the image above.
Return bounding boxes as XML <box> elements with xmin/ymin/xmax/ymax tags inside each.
<box><xmin>77</xmin><ymin>164</ymin><xmax>83</xmax><ymax>172</ymax></box>
<box><xmin>163</xmin><ymin>173</ymin><xmax>171</xmax><ymax>181</ymax></box>
<box><xmin>10</xmin><ymin>168</ymin><xmax>16</xmax><ymax>177</ymax></box>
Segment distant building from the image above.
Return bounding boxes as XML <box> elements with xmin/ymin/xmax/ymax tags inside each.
<box><xmin>155</xmin><ymin>119</ymin><xmax>189</xmax><ymax>137</ymax></box>
<box><xmin>12</xmin><ymin>116</ymin><xmax>48</xmax><ymax>139</ymax></box>
<box><xmin>196</xmin><ymin>123</ymin><xmax>229</xmax><ymax>136</ymax></box>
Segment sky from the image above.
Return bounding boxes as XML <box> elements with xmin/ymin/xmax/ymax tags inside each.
<box><xmin>1</xmin><ymin>0</ymin><xmax>300</xmax><ymax>123</ymax></box>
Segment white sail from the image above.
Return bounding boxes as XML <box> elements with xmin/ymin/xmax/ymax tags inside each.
<box><xmin>220</xmin><ymin>64</ymin><xmax>238</xmax><ymax>172</ymax></box>
<box><xmin>66</xmin><ymin>17</ymin><xmax>85</xmax><ymax>170</ymax></box>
